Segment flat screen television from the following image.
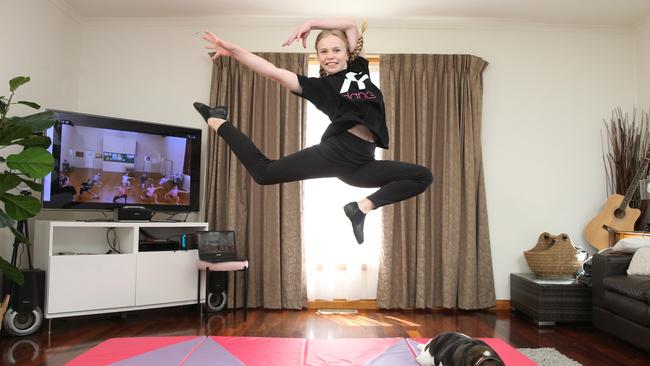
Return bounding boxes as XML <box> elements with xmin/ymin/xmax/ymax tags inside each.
<box><xmin>42</xmin><ymin>110</ymin><xmax>202</xmax><ymax>213</ymax></box>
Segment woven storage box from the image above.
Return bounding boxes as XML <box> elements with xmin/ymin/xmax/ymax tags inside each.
<box><xmin>524</xmin><ymin>232</ymin><xmax>582</xmax><ymax>277</ymax></box>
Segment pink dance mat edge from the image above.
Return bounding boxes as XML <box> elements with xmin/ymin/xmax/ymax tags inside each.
<box><xmin>67</xmin><ymin>336</ymin><xmax>536</xmax><ymax>366</ymax></box>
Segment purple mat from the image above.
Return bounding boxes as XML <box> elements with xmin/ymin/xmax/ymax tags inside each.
<box><xmin>363</xmin><ymin>338</ymin><xmax>419</xmax><ymax>366</ymax></box>
<box><xmin>110</xmin><ymin>337</ymin><xmax>204</xmax><ymax>366</ymax></box>
<box><xmin>184</xmin><ymin>337</ymin><xmax>246</xmax><ymax>366</ymax></box>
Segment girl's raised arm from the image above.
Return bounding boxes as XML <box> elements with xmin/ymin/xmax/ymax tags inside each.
<box><xmin>203</xmin><ymin>31</ymin><xmax>302</xmax><ymax>94</ymax></box>
<box><xmin>282</xmin><ymin>18</ymin><xmax>364</xmax><ymax>57</ymax></box>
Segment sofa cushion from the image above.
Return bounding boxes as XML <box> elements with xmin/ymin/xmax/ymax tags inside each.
<box><xmin>603</xmin><ymin>275</ymin><xmax>650</xmax><ymax>303</ymax></box>
<box><xmin>628</xmin><ymin>247</ymin><xmax>650</xmax><ymax>275</ymax></box>
<box><xmin>602</xmin><ymin>290</ymin><xmax>650</xmax><ymax>327</ymax></box>
<box><xmin>612</xmin><ymin>237</ymin><xmax>650</xmax><ymax>253</ymax></box>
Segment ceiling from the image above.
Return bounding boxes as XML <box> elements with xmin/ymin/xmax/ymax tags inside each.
<box><xmin>58</xmin><ymin>0</ymin><xmax>650</xmax><ymax>26</ymax></box>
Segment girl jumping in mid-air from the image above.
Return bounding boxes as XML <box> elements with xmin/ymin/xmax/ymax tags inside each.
<box><xmin>194</xmin><ymin>18</ymin><xmax>432</xmax><ymax>244</ymax></box>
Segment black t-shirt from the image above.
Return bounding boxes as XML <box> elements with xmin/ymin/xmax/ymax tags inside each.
<box><xmin>295</xmin><ymin>56</ymin><xmax>389</xmax><ymax>149</ymax></box>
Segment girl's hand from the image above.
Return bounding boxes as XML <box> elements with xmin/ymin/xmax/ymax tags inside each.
<box><xmin>202</xmin><ymin>31</ymin><xmax>233</xmax><ymax>59</ymax></box>
<box><xmin>282</xmin><ymin>22</ymin><xmax>312</xmax><ymax>48</ymax></box>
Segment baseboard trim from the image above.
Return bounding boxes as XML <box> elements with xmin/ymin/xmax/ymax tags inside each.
<box><xmin>307</xmin><ymin>300</ymin><xmax>511</xmax><ymax>311</ymax></box>
<box><xmin>308</xmin><ymin>300</ymin><xmax>377</xmax><ymax>309</ymax></box>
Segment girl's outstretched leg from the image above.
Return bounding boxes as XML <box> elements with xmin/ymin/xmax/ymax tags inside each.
<box><xmin>193</xmin><ymin>101</ymin><xmax>343</xmax><ymax>185</ymax></box>
<box><xmin>340</xmin><ymin>161</ymin><xmax>433</xmax><ymax>244</ymax></box>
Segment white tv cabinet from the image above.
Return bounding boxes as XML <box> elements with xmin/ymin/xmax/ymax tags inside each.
<box><xmin>33</xmin><ymin>220</ymin><xmax>209</xmax><ymax>322</ymax></box>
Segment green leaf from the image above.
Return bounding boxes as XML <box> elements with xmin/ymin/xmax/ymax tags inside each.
<box><xmin>0</xmin><ymin>257</ymin><xmax>23</xmax><ymax>286</ymax></box>
<box><xmin>6</xmin><ymin>147</ymin><xmax>54</xmax><ymax>179</ymax></box>
<box><xmin>0</xmin><ymin>125</ymin><xmax>32</xmax><ymax>146</ymax></box>
<box><xmin>16</xmin><ymin>101</ymin><xmax>40</xmax><ymax>109</ymax></box>
<box><xmin>0</xmin><ymin>210</ymin><xmax>15</xmax><ymax>229</ymax></box>
<box><xmin>15</xmin><ymin>135</ymin><xmax>51</xmax><ymax>148</ymax></box>
<box><xmin>0</xmin><ymin>192</ymin><xmax>42</xmax><ymax>220</ymax></box>
<box><xmin>9</xmin><ymin>76</ymin><xmax>30</xmax><ymax>92</ymax></box>
<box><xmin>0</xmin><ymin>173</ymin><xmax>21</xmax><ymax>193</ymax></box>
<box><xmin>6</xmin><ymin>111</ymin><xmax>55</xmax><ymax>133</ymax></box>
<box><xmin>19</xmin><ymin>178</ymin><xmax>43</xmax><ymax>192</ymax></box>
<box><xmin>0</xmin><ymin>99</ymin><xmax>6</xmax><ymax>115</ymax></box>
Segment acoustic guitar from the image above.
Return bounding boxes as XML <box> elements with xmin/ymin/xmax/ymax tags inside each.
<box><xmin>584</xmin><ymin>148</ymin><xmax>650</xmax><ymax>250</ymax></box>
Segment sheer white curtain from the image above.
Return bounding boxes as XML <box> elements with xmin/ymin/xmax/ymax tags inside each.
<box><xmin>304</xmin><ymin>61</ymin><xmax>382</xmax><ymax>301</ymax></box>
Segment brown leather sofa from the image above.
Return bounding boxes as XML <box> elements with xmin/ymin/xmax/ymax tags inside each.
<box><xmin>591</xmin><ymin>249</ymin><xmax>650</xmax><ymax>352</ymax></box>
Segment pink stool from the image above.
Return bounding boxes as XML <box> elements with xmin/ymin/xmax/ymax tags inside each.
<box><xmin>196</xmin><ymin>260</ymin><xmax>248</xmax><ymax>321</ymax></box>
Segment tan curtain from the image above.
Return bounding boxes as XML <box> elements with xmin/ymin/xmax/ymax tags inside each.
<box><xmin>377</xmin><ymin>54</ymin><xmax>495</xmax><ymax>310</ymax></box>
<box><xmin>205</xmin><ymin>53</ymin><xmax>308</xmax><ymax>309</ymax></box>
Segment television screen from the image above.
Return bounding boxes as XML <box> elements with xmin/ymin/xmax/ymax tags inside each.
<box><xmin>42</xmin><ymin>110</ymin><xmax>202</xmax><ymax>212</ymax></box>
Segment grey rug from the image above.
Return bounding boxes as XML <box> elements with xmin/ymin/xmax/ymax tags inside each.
<box><xmin>518</xmin><ymin>347</ymin><xmax>582</xmax><ymax>366</ymax></box>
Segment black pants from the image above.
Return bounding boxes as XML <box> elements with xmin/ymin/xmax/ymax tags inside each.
<box><xmin>217</xmin><ymin>122</ymin><xmax>433</xmax><ymax>208</ymax></box>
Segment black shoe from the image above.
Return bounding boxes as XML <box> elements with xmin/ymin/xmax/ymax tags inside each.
<box><xmin>344</xmin><ymin>202</ymin><xmax>366</xmax><ymax>244</ymax></box>
<box><xmin>193</xmin><ymin>102</ymin><xmax>228</xmax><ymax>122</ymax></box>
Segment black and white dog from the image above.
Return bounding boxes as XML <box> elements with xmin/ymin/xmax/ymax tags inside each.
<box><xmin>415</xmin><ymin>332</ymin><xmax>505</xmax><ymax>366</ymax></box>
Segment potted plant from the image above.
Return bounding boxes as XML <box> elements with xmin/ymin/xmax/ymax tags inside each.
<box><xmin>601</xmin><ymin>108</ymin><xmax>650</xmax><ymax>230</ymax></box>
<box><xmin>0</xmin><ymin>76</ymin><xmax>55</xmax><ymax>285</ymax></box>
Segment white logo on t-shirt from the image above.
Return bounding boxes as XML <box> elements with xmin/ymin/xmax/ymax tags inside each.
<box><xmin>340</xmin><ymin>72</ymin><xmax>369</xmax><ymax>93</ymax></box>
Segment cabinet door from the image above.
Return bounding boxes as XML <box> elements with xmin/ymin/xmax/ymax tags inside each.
<box><xmin>135</xmin><ymin>250</ymin><xmax>199</xmax><ymax>306</ymax></box>
<box><xmin>48</xmin><ymin>255</ymin><xmax>136</xmax><ymax>314</ymax></box>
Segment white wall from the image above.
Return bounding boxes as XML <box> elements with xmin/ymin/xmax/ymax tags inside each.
<box><xmin>0</xmin><ymin>1</ymin><xmax>81</xmax><ymax>110</ymax></box>
<box><xmin>638</xmin><ymin>17</ymin><xmax>650</xmax><ymax>106</ymax></box>
<box><xmin>162</xmin><ymin>137</ymin><xmax>187</xmax><ymax>183</ymax></box>
<box><xmin>0</xmin><ymin>0</ymin><xmax>81</xmax><ymax>266</ymax></box>
<box><xmin>76</xmin><ymin>18</ymin><xmax>637</xmax><ymax>300</ymax></box>
<box><xmin>61</xmin><ymin>126</ymin><xmax>105</xmax><ymax>169</ymax></box>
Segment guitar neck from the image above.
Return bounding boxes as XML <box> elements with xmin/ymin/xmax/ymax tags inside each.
<box><xmin>620</xmin><ymin>159</ymin><xmax>650</xmax><ymax>209</ymax></box>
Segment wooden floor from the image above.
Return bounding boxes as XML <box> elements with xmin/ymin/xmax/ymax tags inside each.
<box><xmin>1</xmin><ymin>306</ymin><xmax>648</xmax><ymax>366</ymax></box>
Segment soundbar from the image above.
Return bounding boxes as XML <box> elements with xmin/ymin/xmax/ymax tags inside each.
<box><xmin>114</xmin><ymin>206</ymin><xmax>152</xmax><ymax>221</ymax></box>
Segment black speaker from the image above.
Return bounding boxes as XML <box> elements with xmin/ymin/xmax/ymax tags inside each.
<box><xmin>1</xmin><ymin>269</ymin><xmax>45</xmax><ymax>336</ymax></box>
<box><xmin>114</xmin><ymin>206</ymin><xmax>152</xmax><ymax>221</ymax></box>
<box><xmin>206</xmin><ymin>271</ymin><xmax>227</xmax><ymax>312</ymax></box>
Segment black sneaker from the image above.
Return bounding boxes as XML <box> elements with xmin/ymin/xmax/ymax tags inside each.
<box><xmin>193</xmin><ymin>102</ymin><xmax>228</xmax><ymax>122</ymax></box>
<box><xmin>344</xmin><ymin>202</ymin><xmax>366</xmax><ymax>244</ymax></box>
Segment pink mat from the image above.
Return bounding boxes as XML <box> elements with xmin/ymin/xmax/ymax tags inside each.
<box><xmin>67</xmin><ymin>336</ymin><xmax>536</xmax><ymax>365</ymax></box>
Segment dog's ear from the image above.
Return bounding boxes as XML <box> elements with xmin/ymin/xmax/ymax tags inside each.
<box><xmin>415</xmin><ymin>340</ymin><xmax>435</xmax><ymax>366</ymax></box>
<box><xmin>415</xmin><ymin>348</ymin><xmax>435</xmax><ymax>366</ymax></box>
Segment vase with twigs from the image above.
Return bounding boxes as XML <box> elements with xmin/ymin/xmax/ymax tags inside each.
<box><xmin>602</xmin><ymin>107</ymin><xmax>650</xmax><ymax>230</ymax></box>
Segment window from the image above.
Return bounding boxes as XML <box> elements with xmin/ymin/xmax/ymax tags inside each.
<box><xmin>304</xmin><ymin>57</ymin><xmax>382</xmax><ymax>301</ymax></box>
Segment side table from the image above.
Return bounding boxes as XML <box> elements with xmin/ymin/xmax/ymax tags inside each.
<box><xmin>510</xmin><ymin>273</ymin><xmax>591</xmax><ymax>326</ymax></box>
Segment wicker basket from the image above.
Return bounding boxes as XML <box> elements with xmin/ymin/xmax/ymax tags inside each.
<box><xmin>524</xmin><ymin>232</ymin><xmax>582</xmax><ymax>277</ymax></box>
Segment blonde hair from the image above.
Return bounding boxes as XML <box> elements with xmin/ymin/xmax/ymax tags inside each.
<box><xmin>316</xmin><ymin>20</ymin><xmax>368</xmax><ymax>77</ymax></box>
